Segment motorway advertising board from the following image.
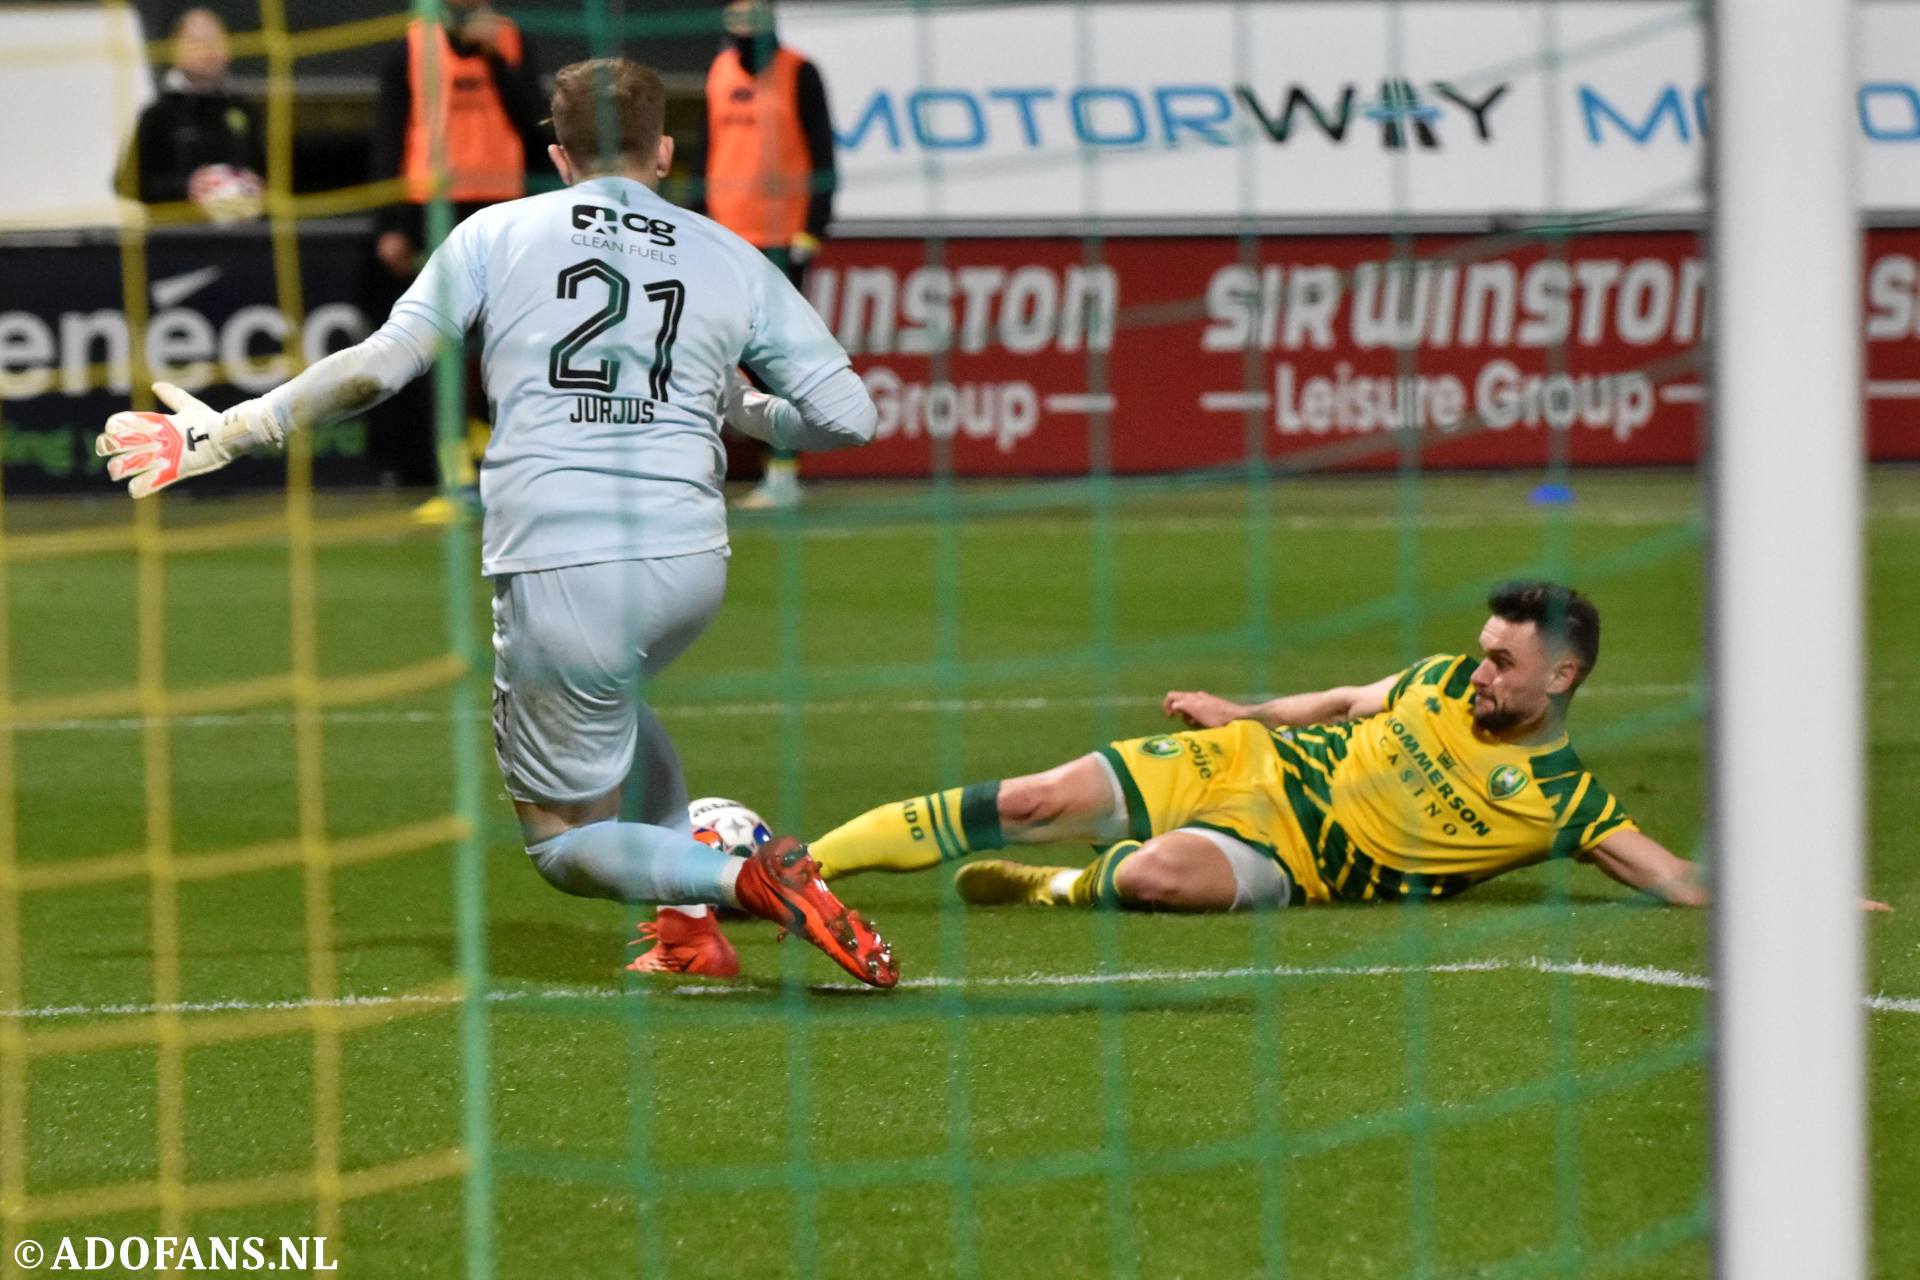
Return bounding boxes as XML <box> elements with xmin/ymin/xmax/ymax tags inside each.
<box><xmin>0</xmin><ymin>230</ymin><xmax>377</xmax><ymax>493</ymax></box>
<box><xmin>783</xmin><ymin>1</ymin><xmax>1920</xmax><ymax>222</ymax></box>
<box><xmin>797</xmin><ymin>229</ymin><xmax>1920</xmax><ymax>478</ymax></box>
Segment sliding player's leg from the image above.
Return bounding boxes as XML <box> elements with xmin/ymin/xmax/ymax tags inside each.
<box><xmin>809</xmin><ymin>752</ymin><xmax>1132</xmax><ymax>880</ymax></box>
<box><xmin>1095</xmin><ymin>828</ymin><xmax>1290</xmax><ymax>910</ymax></box>
<box><xmin>957</xmin><ymin>828</ymin><xmax>1292</xmax><ymax>912</ymax></box>
<box><xmin>954</xmin><ymin>720</ymin><xmax>1296</xmax><ymax>911</ymax></box>
<box><xmin>496</xmin><ymin>558</ymin><xmax>896</xmax><ymax>986</ymax></box>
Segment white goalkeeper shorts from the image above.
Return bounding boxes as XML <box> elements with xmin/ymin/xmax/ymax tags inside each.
<box><xmin>490</xmin><ymin>551</ymin><xmax>727</xmax><ymax>806</ymax></box>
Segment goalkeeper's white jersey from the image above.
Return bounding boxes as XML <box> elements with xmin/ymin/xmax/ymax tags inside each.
<box><xmin>389</xmin><ymin>176</ymin><xmax>851</xmax><ymax>575</ymax></box>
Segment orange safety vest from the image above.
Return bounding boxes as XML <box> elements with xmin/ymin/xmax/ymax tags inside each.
<box><xmin>705</xmin><ymin>45</ymin><xmax>812</xmax><ymax>248</ymax></box>
<box><xmin>401</xmin><ymin>17</ymin><xmax>526</xmax><ymax>205</ymax></box>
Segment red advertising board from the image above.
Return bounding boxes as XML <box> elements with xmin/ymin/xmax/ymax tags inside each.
<box><xmin>799</xmin><ymin>230</ymin><xmax>1920</xmax><ymax>477</ymax></box>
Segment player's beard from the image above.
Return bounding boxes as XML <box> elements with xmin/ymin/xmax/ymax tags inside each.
<box><xmin>1471</xmin><ymin>694</ymin><xmax>1527</xmax><ymax>734</ymax></box>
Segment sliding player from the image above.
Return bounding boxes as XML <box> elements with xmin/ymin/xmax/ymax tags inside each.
<box><xmin>94</xmin><ymin>58</ymin><xmax>898</xmax><ymax>987</ymax></box>
<box><xmin>800</xmin><ymin>582</ymin><xmax>1716</xmax><ymax>913</ymax></box>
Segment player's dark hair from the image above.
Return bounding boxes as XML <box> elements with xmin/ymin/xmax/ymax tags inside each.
<box><xmin>1488</xmin><ymin>580</ymin><xmax>1600</xmax><ymax>685</ymax></box>
<box><xmin>548</xmin><ymin>58</ymin><xmax>666</xmax><ymax>174</ymax></box>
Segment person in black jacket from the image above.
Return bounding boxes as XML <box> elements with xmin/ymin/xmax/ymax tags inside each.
<box><xmin>118</xmin><ymin>8</ymin><xmax>265</xmax><ymax>221</ymax></box>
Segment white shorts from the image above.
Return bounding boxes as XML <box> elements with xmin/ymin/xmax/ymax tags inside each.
<box><xmin>491</xmin><ymin>551</ymin><xmax>727</xmax><ymax>805</ymax></box>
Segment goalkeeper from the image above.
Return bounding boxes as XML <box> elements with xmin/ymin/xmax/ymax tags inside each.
<box><xmin>95</xmin><ymin>57</ymin><xmax>899</xmax><ymax>987</ymax></box>
<box><xmin>803</xmin><ymin>582</ymin><xmax>1884</xmax><ymax>914</ymax></box>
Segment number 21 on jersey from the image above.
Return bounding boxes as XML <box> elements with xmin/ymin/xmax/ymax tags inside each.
<box><xmin>547</xmin><ymin>261</ymin><xmax>685</xmax><ymax>416</ymax></box>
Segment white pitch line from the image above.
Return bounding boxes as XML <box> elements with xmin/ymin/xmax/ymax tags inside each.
<box><xmin>2</xmin><ymin>697</ymin><xmax>1164</xmax><ymax>735</ymax></box>
<box><xmin>788</xmin><ymin>509</ymin><xmax>1701</xmax><ymax>543</ymax></box>
<box><xmin>4</xmin><ymin>955</ymin><xmax>1914</xmax><ymax>1022</ymax></box>
<box><xmin>674</xmin><ymin>956</ymin><xmax>1720</xmax><ymax>999</ymax></box>
<box><xmin>0</xmin><ymin>680</ymin><xmax>1719</xmax><ymax>736</ymax></box>
<box><xmin>767</xmin><ymin>503</ymin><xmax>1916</xmax><ymax>541</ymax></box>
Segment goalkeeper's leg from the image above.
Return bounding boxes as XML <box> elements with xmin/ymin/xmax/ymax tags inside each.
<box><xmin>516</xmin><ymin>798</ymin><xmax>895</xmax><ymax>988</ymax></box>
<box><xmin>495</xmin><ymin>559</ymin><xmax>896</xmax><ymax>985</ymax></box>
<box><xmin>810</xmin><ymin>753</ymin><xmax>1133</xmax><ymax>880</ymax></box>
<box><xmin>521</xmin><ymin>798</ymin><xmax>740</xmax><ymax>905</ymax></box>
<box><xmin>496</xmin><ymin>559</ymin><xmax>740</xmax><ymax>908</ymax></box>
<box><xmin>621</xmin><ymin>706</ymin><xmax>740</xmax><ymax>977</ymax></box>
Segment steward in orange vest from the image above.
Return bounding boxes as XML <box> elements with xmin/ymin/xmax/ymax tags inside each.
<box><xmin>695</xmin><ymin>0</ymin><xmax>836</xmax><ymax>286</ymax></box>
<box><xmin>369</xmin><ymin>1</ymin><xmax>546</xmax><ymax>272</ymax></box>
<box><xmin>364</xmin><ymin>1</ymin><xmax>546</xmax><ymax>487</ymax></box>
<box><xmin>697</xmin><ymin>0</ymin><xmax>838</xmax><ymax>509</ymax></box>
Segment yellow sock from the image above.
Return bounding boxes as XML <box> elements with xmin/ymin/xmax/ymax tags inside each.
<box><xmin>812</xmin><ymin>782</ymin><xmax>1004</xmax><ymax>880</ymax></box>
<box><xmin>1066</xmin><ymin>841</ymin><xmax>1145</xmax><ymax>908</ymax></box>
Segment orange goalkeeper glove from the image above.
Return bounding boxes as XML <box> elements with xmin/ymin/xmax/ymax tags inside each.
<box><xmin>96</xmin><ymin>381</ymin><xmax>281</xmax><ymax>498</ymax></box>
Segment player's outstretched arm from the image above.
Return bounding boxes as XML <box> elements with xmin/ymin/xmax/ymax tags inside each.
<box><xmin>96</xmin><ymin>324</ymin><xmax>433</xmax><ymax>499</ymax></box>
<box><xmin>1585</xmin><ymin>829</ymin><xmax>1709</xmax><ymax>907</ymax></box>
<box><xmin>1587</xmin><ymin>829</ymin><xmax>1891</xmax><ymax>911</ymax></box>
<box><xmin>1589</xmin><ymin>836</ymin><xmax>1889</xmax><ymax>917</ymax></box>
<box><xmin>99</xmin><ymin>220</ymin><xmax>479</xmax><ymax>499</ymax></box>
<box><xmin>1163</xmin><ymin>674</ymin><xmax>1396</xmax><ymax>731</ymax></box>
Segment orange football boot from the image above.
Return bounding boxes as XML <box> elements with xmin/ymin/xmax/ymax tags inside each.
<box><xmin>625</xmin><ymin>907</ymin><xmax>740</xmax><ymax>977</ymax></box>
<box><xmin>733</xmin><ymin>838</ymin><xmax>900</xmax><ymax>988</ymax></box>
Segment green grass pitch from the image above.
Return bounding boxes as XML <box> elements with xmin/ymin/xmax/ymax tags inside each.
<box><xmin>6</xmin><ymin>470</ymin><xmax>1916</xmax><ymax>1278</ymax></box>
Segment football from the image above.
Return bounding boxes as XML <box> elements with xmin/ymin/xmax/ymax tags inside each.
<box><xmin>688</xmin><ymin>796</ymin><xmax>772</xmax><ymax>857</ymax></box>
<box><xmin>186</xmin><ymin>163</ymin><xmax>264</xmax><ymax>223</ymax></box>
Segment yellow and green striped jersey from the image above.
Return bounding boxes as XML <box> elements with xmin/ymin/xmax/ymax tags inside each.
<box><xmin>1270</xmin><ymin>653</ymin><xmax>1636</xmax><ymax>901</ymax></box>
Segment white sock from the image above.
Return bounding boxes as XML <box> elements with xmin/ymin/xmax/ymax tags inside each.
<box><xmin>1047</xmin><ymin>869</ymin><xmax>1078</xmax><ymax>902</ymax></box>
<box><xmin>662</xmin><ymin>903</ymin><xmax>710</xmax><ymax>918</ymax></box>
